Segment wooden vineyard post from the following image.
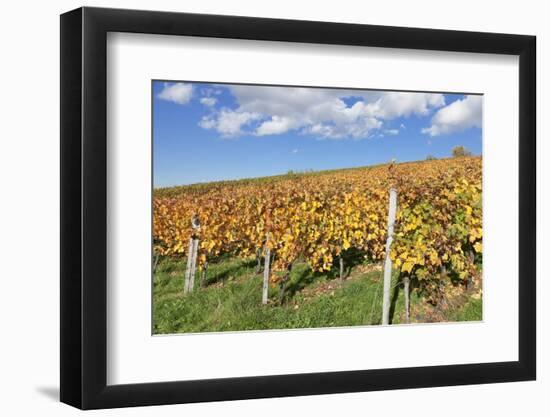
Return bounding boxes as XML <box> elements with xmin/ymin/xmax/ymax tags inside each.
<box><xmin>189</xmin><ymin>238</ymin><xmax>199</xmax><ymax>293</ymax></box>
<box><xmin>339</xmin><ymin>256</ymin><xmax>344</xmax><ymax>281</ymax></box>
<box><xmin>403</xmin><ymin>273</ymin><xmax>410</xmax><ymax>324</ymax></box>
<box><xmin>184</xmin><ymin>237</ymin><xmax>199</xmax><ymax>294</ymax></box>
<box><xmin>184</xmin><ymin>237</ymin><xmax>194</xmax><ymax>294</ymax></box>
<box><xmin>439</xmin><ymin>265</ymin><xmax>448</xmax><ymax>309</ymax></box>
<box><xmin>200</xmin><ymin>261</ymin><xmax>208</xmax><ymax>288</ymax></box>
<box><xmin>262</xmin><ymin>235</ymin><xmax>271</xmax><ymax>305</ymax></box>
<box><xmin>152</xmin><ymin>251</ymin><xmax>160</xmax><ymax>274</ymax></box>
<box><xmin>466</xmin><ymin>249</ymin><xmax>475</xmax><ymax>290</ymax></box>
<box><xmin>184</xmin><ymin>215</ymin><xmax>201</xmax><ymax>295</ymax></box>
<box><xmin>382</xmin><ymin>188</ymin><xmax>397</xmax><ymax>325</ymax></box>
<box><xmin>255</xmin><ymin>249</ymin><xmax>262</xmax><ymax>274</ymax></box>
<box><xmin>278</xmin><ymin>263</ymin><xmax>293</xmax><ymax>305</ymax></box>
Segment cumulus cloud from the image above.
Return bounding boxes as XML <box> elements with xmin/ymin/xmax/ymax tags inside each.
<box><xmin>199</xmin><ymin>109</ymin><xmax>261</xmax><ymax>137</ymax></box>
<box><xmin>384</xmin><ymin>129</ymin><xmax>399</xmax><ymax>136</ymax></box>
<box><xmin>422</xmin><ymin>95</ymin><xmax>482</xmax><ymax>136</ymax></box>
<box><xmin>157</xmin><ymin>82</ymin><xmax>193</xmax><ymax>105</ymax></box>
<box><xmin>198</xmin><ymin>85</ymin><xmax>445</xmax><ymax>139</ymax></box>
<box><xmin>256</xmin><ymin>116</ymin><xmax>298</xmax><ymax>136</ymax></box>
<box><xmin>201</xmin><ymin>87</ymin><xmax>222</xmax><ymax>97</ymax></box>
<box><xmin>363</xmin><ymin>92</ymin><xmax>445</xmax><ymax>119</ymax></box>
<box><xmin>200</xmin><ymin>97</ymin><xmax>217</xmax><ymax>107</ymax></box>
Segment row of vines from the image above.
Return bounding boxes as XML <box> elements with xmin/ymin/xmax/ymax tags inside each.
<box><xmin>153</xmin><ymin>156</ymin><xmax>482</xmax><ymax>304</ymax></box>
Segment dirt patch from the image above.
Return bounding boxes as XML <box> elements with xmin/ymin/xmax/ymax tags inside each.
<box><xmin>409</xmin><ymin>276</ymin><xmax>482</xmax><ymax>323</ymax></box>
<box><xmin>300</xmin><ymin>280</ymin><xmax>342</xmax><ymax>299</ymax></box>
<box><xmin>299</xmin><ymin>262</ymin><xmax>383</xmax><ymax>300</ymax></box>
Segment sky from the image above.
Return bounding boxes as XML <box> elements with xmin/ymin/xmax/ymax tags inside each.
<box><xmin>153</xmin><ymin>81</ymin><xmax>482</xmax><ymax>187</ymax></box>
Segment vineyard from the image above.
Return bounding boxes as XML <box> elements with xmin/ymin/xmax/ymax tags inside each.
<box><xmin>153</xmin><ymin>156</ymin><xmax>482</xmax><ymax>332</ymax></box>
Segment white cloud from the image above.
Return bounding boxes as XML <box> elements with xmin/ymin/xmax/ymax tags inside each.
<box><xmin>201</xmin><ymin>87</ymin><xmax>222</xmax><ymax>97</ymax></box>
<box><xmin>198</xmin><ymin>85</ymin><xmax>445</xmax><ymax>139</ymax></box>
<box><xmin>198</xmin><ymin>117</ymin><xmax>217</xmax><ymax>130</ymax></box>
<box><xmin>291</xmin><ymin>148</ymin><xmax>299</xmax><ymax>154</ymax></box>
<box><xmin>422</xmin><ymin>95</ymin><xmax>482</xmax><ymax>136</ymax></box>
<box><xmin>256</xmin><ymin>116</ymin><xmax>299</xmax><ymax>136</ymax></box>
<box><xmin>200</xmin><ymin>97</ymin><xmax>217</xmax><ymax>107</ymax></box>
<box><xmin>400</xmin><ymin>123</ymin><xmax>406</xmax><ymax>129</ymax></box>
<box><xmin>363</xmin><ymin>92</ymin><xmax>445</xmax><ymax>119</ymax></box>
<box><xmin>157</xmin><ymin>82</ymin><xmax>193</xmax><ymax>105</ymax></box>
<box><xmin>199</xmin><ymin>109</ymin><xmax>261</xmax><ymax>137</ymax></box>
<box><xmin>384</xmin><ymin>129</ymin><xmax>399</xmax><ymax>136</ymax></box>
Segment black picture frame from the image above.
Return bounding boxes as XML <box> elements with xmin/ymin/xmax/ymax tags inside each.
<box><xmin>60</xmin><ymin>6</ymin><xmax>536</xmax><ymax>410</ymax></box>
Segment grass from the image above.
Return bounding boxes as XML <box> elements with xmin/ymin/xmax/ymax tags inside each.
<box><xmin>153</xmin><ymin>256</ymin><xmax>482</xmax><ymax>334</ymax></box>
<box><xmin>446</xmin><ymin>297</ymin><xmax>482</xmax><ymax>322</ymax></box>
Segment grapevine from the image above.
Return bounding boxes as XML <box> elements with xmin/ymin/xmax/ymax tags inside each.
<box><xmin>153</xmin><ymin>157</ymin><xmax>482</xmax><ymax>301</ymax></box>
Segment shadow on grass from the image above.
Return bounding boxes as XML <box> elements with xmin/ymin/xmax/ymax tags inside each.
<box><xmin>389</xmin><ymin>276</ymin><xmax>401</xmax><ymax>324</ymax></box>
<box><xmin>203</xmin><ymin>257</ymin><xmax>257</xmax><ymax>286</ymax></box>
<box><xmin>342</xmin><ymin>247</ymin><xmax>367</xmax><ymax>278</ymax></box>
<box><xmin>283</xmin><ymin>249</ymin><xmax>369</xmax><ymax>303</ymax></box>
<box><xmin>282</xmin><ymin>267</ymin><xmax>314</xmax><ymax>301</ymax></box>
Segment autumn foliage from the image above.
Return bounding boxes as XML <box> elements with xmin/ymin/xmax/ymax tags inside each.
<box><xmin>153</xmin><ymin>157</ymin><xmax>482</xmax><ymax>298</ymax></box>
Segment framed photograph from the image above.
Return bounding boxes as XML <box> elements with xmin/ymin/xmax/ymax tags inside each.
<box><xmin>60</xmin><ymin>6</ymin><xmax>536</xmax><ymax>409</ymax></box>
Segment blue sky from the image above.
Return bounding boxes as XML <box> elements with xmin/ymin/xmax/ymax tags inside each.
<box><xmin>153</xmin><ymin>81</ymin><xmax>482</xmax><ymax>187</ymax></box>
